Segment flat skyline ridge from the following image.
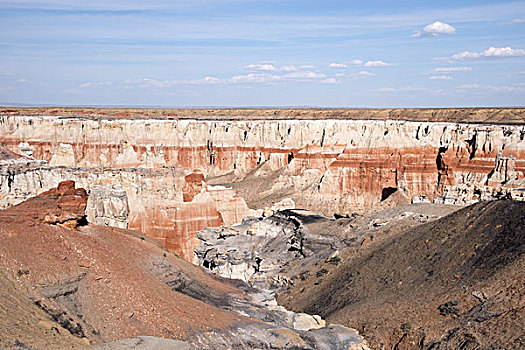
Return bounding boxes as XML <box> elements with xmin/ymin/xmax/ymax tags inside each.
<box><xmin>3</xmin><ymin>106</ymin><xmax>524</xmax><ymax>126</ymax></box>
<box><xmin>2</xmin><ymin>104</ymin><xmax>525</xmax><ymax>110</ymax></box>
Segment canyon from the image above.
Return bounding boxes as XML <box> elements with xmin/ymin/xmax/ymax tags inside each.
<box><xmin>0</xmin><ymin>181</ymin><xmax>370</xmax><ymax>349</ymax></box>
<box><xmin>1</xmin><ymin>107</ymin><xmax>524</xmax><ymax>349</ymax></box>
<box><xmin>193</xmin><ymin>199</ymin><xmax>524</xmax><ymax>349</ymax></box>
<box><xmin>1</xmin><ymin>108</ymin><xmax>524</xmax><ymax>260</ymax></box>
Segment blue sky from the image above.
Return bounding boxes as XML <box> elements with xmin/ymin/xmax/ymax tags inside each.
<box><xmin>0</xmin><ymin>0</ymin><xmax>524</xmax><ymax>107</ymax></box>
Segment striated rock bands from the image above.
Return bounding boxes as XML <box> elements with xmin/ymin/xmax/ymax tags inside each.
<box><xmin>86</xmin><ymin>185</ymin><xmax>129</xmax><ymax>228</ymax></box>
<box><xmin>1</xmin><ymin>114</ymin><xmax>524</xmax><ymax>259</ymax></box>
<box><xmin>0</xmin><ymin>160</ymin><xmax>252</xmax><ymax>259</ymax></box>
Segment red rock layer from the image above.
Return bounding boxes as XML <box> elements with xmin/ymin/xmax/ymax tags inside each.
<box><xmin>1</xmin><ymin>117</ymin><xmax>524</xmax><ymax>261</ymax></box>
<box><xmin>0</xmin><ymin>186</ymin><xmax>242</xmax><ymax>344</ymax></box>
<box><xmin>2</xmin><ymin>180</ymin><xmax>88</xmax><ymax>226</ymax></box>
<box><xmin>165</xmin><ymin>201</ymin><xmax>224</xmax><ymax>258</ymax></box>
<box><xmin>320</xmin><ymin>147</ymin><xmax>438</xmax><ymax>207</ymax></box>
<box><xmin>125</xmin><ymin>171</ymin><xmax>247</xmax><ymax>260</ymax></box>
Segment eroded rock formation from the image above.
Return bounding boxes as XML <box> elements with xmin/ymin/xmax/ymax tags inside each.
<box><xmin>0</xmin><ymin>185</ymin><xmax>370</xmax><ymax>349</ymax></box>
<box><xmin>0</xmin><ymin>153</ymin><xmax>252</xmax><ymax>259</ymax></box>
<box><xmin>1</xmin><ymin>111</ymin><xmax>524</xmax><ymax>260</ymax></box>
<box><xmin>194</xmin><ymin>204</ymin><xmax>460</xmax><ymax>294</ymax></box>
<box><xmin>1</xmin><ymin>179</ymin><xmax>88</xmax><ymax>227</ymax></box>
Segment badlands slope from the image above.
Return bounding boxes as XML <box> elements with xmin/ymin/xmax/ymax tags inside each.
<box><xmin>0</xmin><ymin>181</ymin><xmax>369</xmax><ymax>349</ymax></box>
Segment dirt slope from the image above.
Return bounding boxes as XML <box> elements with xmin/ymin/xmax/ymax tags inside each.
<box><xmin>0</xmin><ymin>270</ymin><xmax>90</xmax><ymax>349</ymax></box>
<box><xmin>0</xmin><ymin>182</ymin><xmax>242</xmax><ymax>348</ymax></box>
<box><xmin>279</xmin><ymin>200</ymin><xmax>525</xmax><ymax>349</ymax></box>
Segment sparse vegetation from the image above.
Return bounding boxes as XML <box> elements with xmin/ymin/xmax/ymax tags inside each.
<box><xmin>327</xmin><ymin>256</ymin><xmax>341</xmax><ymax>265</ymax></box>
<box><xmin>299</xmin><ymin>271</ymin><xmax>310</xmax><ymax>281</ymax></box>
<box><xmin>439</xmin><ymin>300</ymin><xmax>461</xmax><ymax>317</ymax></box>
<box><xmin>17</xmin><ymin>269</ymin><xmax>29</xmax><ymax>276</ymax></box>
<box><xmin>316</xmin><ymin>268</ymin><xmax>328</xmax><ymax>277</ymax></box>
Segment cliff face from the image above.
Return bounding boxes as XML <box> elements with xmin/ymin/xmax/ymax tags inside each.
<box><xmin>1</xmin><ymin>114</ymin><xmax>524</xmax><ymax>259</ymax></box>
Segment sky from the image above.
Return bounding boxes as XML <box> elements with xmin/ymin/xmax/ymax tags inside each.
<box><xmin>0</xmin><ymin>0</ymin><xmax>524</xmax><ymax>107</ymax></box>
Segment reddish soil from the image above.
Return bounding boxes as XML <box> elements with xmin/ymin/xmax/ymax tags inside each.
<box><xmin>0</xmin><ymin>181</ymin><xmax>246</xmax><ymax>348</ymax></box>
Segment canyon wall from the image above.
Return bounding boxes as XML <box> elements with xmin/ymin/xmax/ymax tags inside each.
<box><xmin>1</xmin><ymin>113</ymin><xmax>524</xmax><ymax>259</ymax></box>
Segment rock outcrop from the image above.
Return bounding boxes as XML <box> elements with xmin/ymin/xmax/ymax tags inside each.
<box><xmin>1</xmin><ymin>179</ymin><xmax>88</xmax><ymax>227</ymax></box>
<box><xmin>86</xmin><ymin>184</ymin><xmax>129</xmax><ymax>228</ymax></box>
<box><xmin>195</xmin><ymin>210</ymin><xmax>342</xmax><ymax>291</ymax></box>
<box><xmin>194</xmin><ymin>204</ymin><xmax>460</xmax><ymax>294</ymax></box>
<box><xmin>0</xmin><ymin>158</ymin><xmax>252</xmax><ymax>259</ymax></box>
<box><xmin>0</xmin><ymin>186</ymin><xmax>370</xmax><ymax>349</ymax></box>
<box><xmin>1</xmin><ymin>111</ymin><xmax>524</xmax><ymax>260</ymax></box>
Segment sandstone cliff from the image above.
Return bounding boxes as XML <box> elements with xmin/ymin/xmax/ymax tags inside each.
<box><xmin>1</xmin><ymin>111</ymin><xmax>524</xmax><ymax>259</ymax></box>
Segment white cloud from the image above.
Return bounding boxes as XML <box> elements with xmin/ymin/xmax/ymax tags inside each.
<box><xmin>413</xmin><ymin>21</ymin><xmax>456</xmax><ymax>37</ymax></box>
<box><xmin>377</xmin><ymin>87</ymin><xmax>397</xmax><ymax>92</ymax></box>
<box><xmin>350</xmin><ymin>59</ymin><xmax>363</xmax><ymax>65</ymax></box>
<box><xmin>119</xmin><ymin>76</ymin><xmax>223</xmax><ymax>88</ymax></box>
<box><xmin>321</xmin><ymin>78</ymin><xmax>340</xmax><ymax>84</ymax></box>
<box><xmin>231</xmin><ymin>73</ymin><xmax>280</xmax><ymax>83</ymax></box>
<box><xmin>429</xmin><ymin>75</ymin><xmax>453</xmax><ymax>80</ymax></box>
<box><xmin>510</xmin><ymin>18</ymin><xmax>525</xmax><ymax>24</ymax></box>
<box><xmin>377</xmin><ymin>86</ymin><xmax>427</xmax><ymax>92</ymax></box>
<box><xmin>434</xmin><ymin>66</ymin><xmax>472</xmax><ymax>73</ymax></box>
<box><xmin>459</xmin><ymin>84</ymin><xmax>482</xmax><ymax>90</ymax></box>
<box><xmin>425</xmin><ymin>21</ymin><xmax>456</xmax><ymax>34</ymax></box>
<box><xmin>329</xmin><ymin>63</ymin><xmax>347</xmax><ymax>68</ymax></box>
<box><xmin>433</xmin><ymin>89</ymin><xmax>448</xmax><ymax>96</ymax></box>
<box><xmin>284</xmin><ymin>71</ymin><xmax>326</xmax><ymax>79</ymax></box>
<box><xmin>335</xmin><ymin>73</ymin><xmax>345</xmax><ymax>77</ymax></box>
<box><xmin>187</xmin><ymin>76</ymin><xmax>221</xmax><ymax>85</ymax></box>
<box><xmin>358</xmin><ymin>71</ymin><xmax>375</xmax><ymax>76</ymax></box>
<box><xmin>80</xmin><ymin>81</ymin><xmax>112</xmax><ymax>88</ymax></box>
<box><xmin>124</xmin><ymin>78</ymin><xmax>173</xmax><ymax>88</ymax></box>
<box><xmin>364</xmin><ymin>60</ymin><xmax>392</xmax><ymax>67</ymax></box>
<box><xmin>452</xmin><ymin>46</ymin><xmax>525</xmax><ymax>60</ymax></box>
<box><xmin>203</xmin><ymin>76</ymin><xmax>220</xmax><ymax>83</ymax></box>
<box><xmin>231</xmin><ymin>69</ymin><xmax>328</xmax><ymax>83</ymax></box>
<box><xmin>458</xmin><ymin>83</ymin><xmax>525</xmax><ymax>92</ymax></box>
<box><xmin>245</xmin><ymin>64</ymin><xmax>279</xmax><ymax>72</ymax></box>
<box><xmin>280</xmin><ymin>65</ymin><xmax>298</xmax><ymax>72</ymax></box>
<box><xmin>18</xmin><ymin>78</ymin><xmax>28</xmax><ymax>83</ymax></box>
<box><xmin>245</xmin><ymin>63</ymin><xmax>316</xmax><ymax>72</ymax></box>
